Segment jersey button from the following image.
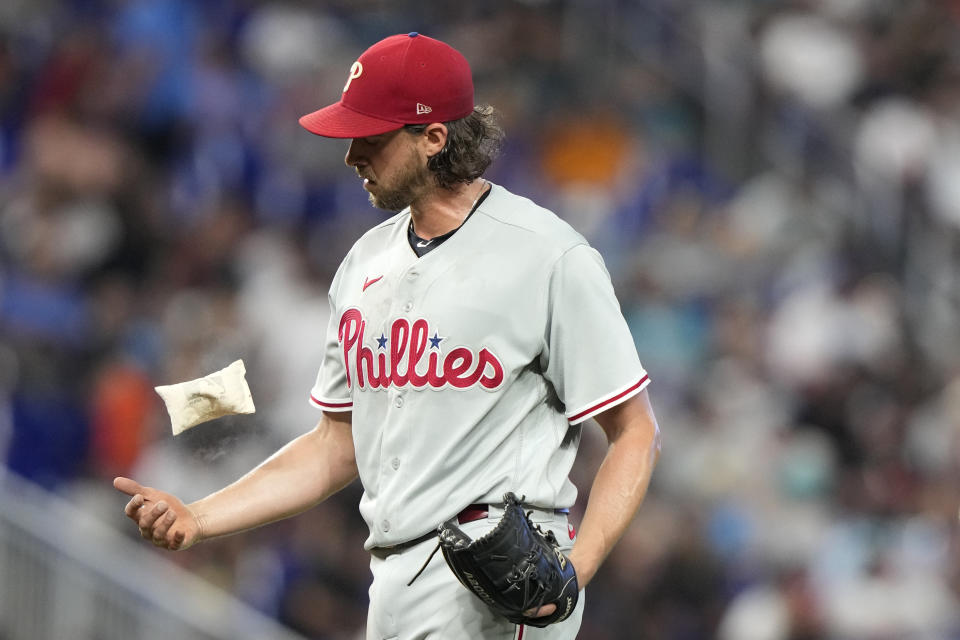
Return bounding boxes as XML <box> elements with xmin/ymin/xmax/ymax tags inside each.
<box><xmin>402</xmin><ymin>301</ymin><xmax>413</xmax><ymax>312</ymax></box>
<box><xmin>394</xmin><ymin>396</ymin><xmax>404</xmax><ymax>408</ymax></box>
<box><xmin>391</xmin><ymin>457</ymin><xmax>400</xmax><ymax>470</ymax></box>
<box><xmin>381</xmin><ymin>520</ymin><xmax>390</xmax><ymax>532</ymax></box>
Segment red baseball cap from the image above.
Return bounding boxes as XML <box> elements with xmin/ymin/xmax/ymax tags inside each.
<box><xmin>299</xmin><ymin>32</ymin><xmax>474</xmax><ymax>139</ymax></box>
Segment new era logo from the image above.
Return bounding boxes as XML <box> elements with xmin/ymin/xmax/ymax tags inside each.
<box><xmin>416</xmin><ymin>103</ymin><xmax>432</xmax><ymax>115</ymax></box>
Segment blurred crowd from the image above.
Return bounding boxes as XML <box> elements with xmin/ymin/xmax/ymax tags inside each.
<box><xmin>1</xmin><ymin>1</ymin><xmax>959</xmax><ymax>638</ymax></box>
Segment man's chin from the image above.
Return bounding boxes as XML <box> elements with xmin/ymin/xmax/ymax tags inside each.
<box><xmin>368</xmin><ymin>192</ymin><xmax>407</xmax><ymax>213</ymax></box>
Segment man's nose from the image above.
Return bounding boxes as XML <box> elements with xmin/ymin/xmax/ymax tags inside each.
<box><xmin>345</xmin><ymin>139</ymin><xmax>365</xmax><ymax>167</ymax></box>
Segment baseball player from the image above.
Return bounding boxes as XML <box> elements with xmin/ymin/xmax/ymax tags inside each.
<box><xmin>115</xmin><ymin>33</ymin><xmax>661</xmax><ymax>639</ymax></box>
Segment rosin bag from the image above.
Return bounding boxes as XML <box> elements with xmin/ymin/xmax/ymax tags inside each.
<box><xmin>155</xmin><ymin>360</ymin><xmax>256</xmax><ymax>435</ymax></box>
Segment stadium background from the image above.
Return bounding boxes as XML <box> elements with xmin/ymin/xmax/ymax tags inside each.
<box><xmin>1</xmin><ymin>1</ymin><xmax>959</xmax><ymax>638</ymax></box>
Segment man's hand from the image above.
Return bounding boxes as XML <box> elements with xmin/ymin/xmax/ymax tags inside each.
<box><xmin>524</xmin><ymin>555</ymin><xmax>576</xmax><ymax>618</ymax></box>
<box><xmin>113</xmin><ymin>477</ymin><xmax>202</xmax><ymax>551</ymax></box>
<box><xmin>525</xmin><ymin>603</ymin><xmax>558</xmax><ymax>618</ymax></box>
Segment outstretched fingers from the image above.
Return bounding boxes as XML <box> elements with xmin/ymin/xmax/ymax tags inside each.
<box><xmin>123</xmin><ymin>493</ymin><xmax>145</xmax><ymax>519</ymax></box>
<box><xmin>150</xmin><ymin>509</ymin><xmax>178</xmax><ymax>546</ymax></box>
<box><xmin>138</xmin><ymin>501</ymin><xmax>169</xmax><ymax>539</ymax></box>
<box><xmin>114</xmin><ymin>476</ymin><xmax>199</xmax><ymax>551</ymax></box>
<box><xmin>117</xmin><ymin>477</ymin><xmax>154</xmax><ymax>531</ymax></box>
<box><xmin>113</xmin><ymin>476</ymin><xmax>145</xmax><ymax>497</ymax></box>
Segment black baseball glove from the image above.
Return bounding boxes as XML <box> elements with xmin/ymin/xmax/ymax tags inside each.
<box><xmin>437</xmin><ymin>492</ymin><xmax>578</xmax><ymax>628</ymax></box>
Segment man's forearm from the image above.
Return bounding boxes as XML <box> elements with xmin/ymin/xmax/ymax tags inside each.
<box><xmin>190</xmin><ymin>413</ymin><xmax>358</xmax><ymax>540</ymax></box>
<box><xmin>568</xmin><ymin>393</ymin><xmax>661</xmax><ymax>587</ymax></box>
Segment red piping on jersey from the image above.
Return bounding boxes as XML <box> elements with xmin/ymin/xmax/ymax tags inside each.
<box><xmin>567</xmin><ymin>374</ymin><xmax>649</xmax><ymax>423</ymax></box>
<box><xmin>517</xmin><ymin>624</ymin><xmax>524</xmax><ymax>639</ymax></box>
<box><xmin>310</xmin><ymin>395</ymin><xmax>352</xmax><ymax>409</ymax></box>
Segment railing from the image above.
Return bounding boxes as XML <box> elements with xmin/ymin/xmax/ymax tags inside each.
<box><xmin>0</xmin><ymin>469</ymin><xmax>308</xmax><ymax>640</ymax></box>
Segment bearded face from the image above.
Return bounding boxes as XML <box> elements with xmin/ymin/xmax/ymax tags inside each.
<box><xmin>359</xmin><ymin>143</ymin><xmax>434</xmax><ymax>212</ymax></box>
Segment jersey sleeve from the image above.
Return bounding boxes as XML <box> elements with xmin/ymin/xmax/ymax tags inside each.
<box><xmin>542</xmin><ymin>244</ymin><xmax>649</xmax><ymax>424</ymax></box>
<box><xmin>309</xmin><ymin>264</ymin><xmax>353</xmax><ymax>412</ymax></box>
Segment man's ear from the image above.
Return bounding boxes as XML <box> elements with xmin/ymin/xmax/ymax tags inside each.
<box><xmin>421</xmin><ymin>123</ymin><xmax>448</xmax><ymax>158</ymax></box>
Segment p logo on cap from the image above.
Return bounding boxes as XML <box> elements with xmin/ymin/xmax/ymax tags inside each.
<box><xmin>343</xmin><ymin>61</ymin><xmax>363</xmax><ymax>93</ymax></box>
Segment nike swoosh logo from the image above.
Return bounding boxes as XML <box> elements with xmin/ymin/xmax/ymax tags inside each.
<box><xmin>416</xmin><ymin>239</ymin><xmax>433</xmax><ymax>248</ymax></box>
<box><xmin>362</xmin><ymin>275</ymin><xmax>384</xmax><ymax>292</ymax></box>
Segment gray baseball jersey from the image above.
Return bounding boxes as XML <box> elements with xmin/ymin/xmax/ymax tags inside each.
<box><xmin>310</xmin><ymin>182</ymin><xmax>649</xmax><ymax>549</ymax></box>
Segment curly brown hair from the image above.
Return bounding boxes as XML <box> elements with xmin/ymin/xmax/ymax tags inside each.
<box><xmin>404</xmin><ymin>105</ymin><xmax>504</xmax><ymax>190</ymax></box>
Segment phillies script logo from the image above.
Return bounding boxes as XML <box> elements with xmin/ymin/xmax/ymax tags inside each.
<box><xmin>339</xmin><ymin>308</ymin><xmax>505</xmax><ymax>391</ymax></box>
